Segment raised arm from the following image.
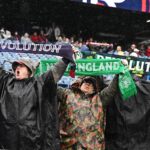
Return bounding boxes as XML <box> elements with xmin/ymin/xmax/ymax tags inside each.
<box><xmin>51</xmin><ymin>58</ymin><xmax>70</xmax><ymax>83</ymax></box>
<box><xmin>0</xmin><ymin>63</ymin><xmax>8</xmax><ymax>94</ymax></box>
<box><xmin>0</xmin><ymin>65</ymin><xmax>3</xmax><ymax>76</ymax></box>
<box><xmin>100</xmin><ymin>75</ymin><xmax>118</xmax><ymax>107</ymax></box>
<box><xmin>39</xmin><ymin>58</ymin><xmax>70</xmax><ymax>84</ymax></box>
<box><xmin>0</xmin><ymin>63</ymin><xmax>6</xmax><ymax>77</ymax></box>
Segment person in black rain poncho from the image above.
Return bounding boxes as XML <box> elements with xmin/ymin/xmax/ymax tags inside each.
<box><xmin>0</xmin><ymin>56</ymin><xmax>71</xmax><ymax>150</ymax></box>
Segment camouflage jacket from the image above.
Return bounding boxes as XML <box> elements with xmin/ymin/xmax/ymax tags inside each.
<box><xmin>57</xmin><ymin>76</ymin><xmax>118</xmax><ymax>150</ymax></box>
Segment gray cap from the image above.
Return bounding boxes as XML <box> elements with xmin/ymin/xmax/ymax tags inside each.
<box><xmin>12</xmin><ymin>58</ymin><xmax>40</xmax><ymax>76</ymax></box>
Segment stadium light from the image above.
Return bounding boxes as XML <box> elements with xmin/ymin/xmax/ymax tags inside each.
<box><xmin>146</xmin><ymin>20</ymin><xmax>150</xmax><ymax>23</ymax></box>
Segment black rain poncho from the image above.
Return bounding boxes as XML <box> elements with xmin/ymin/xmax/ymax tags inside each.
<box><xmin>105</xmin><ymin>80</ymin><xmax>150</xmax><ymax>150</ymax></box>
<box><xmin>0</xmin><ymin>60</ymin><xmax>67</xmax><ymax>150</ymax></box>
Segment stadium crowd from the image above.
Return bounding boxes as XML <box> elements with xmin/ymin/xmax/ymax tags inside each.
<box><xmin>0</xmin><ymin>26</ymin><xmax>150</xmax><ymax>82</ymax></box>
<box><xmin>0</xmin><ymin>26</ymin><xmax>150</xmax><ymax>150</ymax></box>
<box><xmin>0</xmin><ymin>27</ymin><xmax>150</xmax><ymax>58</ymax></box>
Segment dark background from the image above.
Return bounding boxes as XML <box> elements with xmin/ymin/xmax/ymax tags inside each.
<box><xmin>0</xmin><ymin>0</ymin><xmax>150</xmax><ymax>45</ymax></box>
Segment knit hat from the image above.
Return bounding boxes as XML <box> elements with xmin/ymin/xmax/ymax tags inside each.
<box><xmin>12</xmin><ymin>58</ymin><xmax>40</xmax><ymax>77</ymax></box>
<box><xmin>81</xmin><ymin>76</ymin><xmax>97</xmax><ymax>92</ymax></box>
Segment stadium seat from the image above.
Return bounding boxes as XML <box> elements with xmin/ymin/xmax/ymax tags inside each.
<box><xmin>1</xmin><ymin>51</ymin><xmax>71</xmax><ymax>87</ymax></box>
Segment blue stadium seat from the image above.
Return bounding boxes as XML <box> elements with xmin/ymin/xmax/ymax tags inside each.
<box><xmin>0</xmin><ymin>51</ymin><xmax>72</xmax><ymax>87</ymax></box>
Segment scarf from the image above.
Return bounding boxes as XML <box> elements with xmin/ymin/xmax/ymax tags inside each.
<box><xmin>36</xmin><ymin>58</ymin><xmax>137</xmax><ymax>100</ymax></box>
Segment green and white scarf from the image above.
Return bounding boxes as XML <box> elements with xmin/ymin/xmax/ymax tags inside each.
<box><xmin>36</xmin><ymin>59</ymin><xmax>137</xmax><ymax>100</ymax></box>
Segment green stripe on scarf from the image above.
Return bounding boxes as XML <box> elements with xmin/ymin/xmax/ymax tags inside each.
<box><xmin>36</xmin><ymin>59</ymin><xmax>137</xmax><ymax>100</ymax></box>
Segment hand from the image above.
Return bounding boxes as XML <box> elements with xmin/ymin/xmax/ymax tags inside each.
<box><xmin>71</xmin><ymin>45</ymin><xmax>80</xmax><ymax>61</ymax></box>
<box><xmin>60</xmin><ymin>130</ymin><xmax>68</xmax><ymax>135</ymax></box>
<box><xmin>72</xmin><ymin>45</ymin><xmax>79</xmax><ymax>53</ymax></box>
<box><xmin>121</xmin><ymin>59</ymin><xmax>128</xmax><ymax>66</ymax></box>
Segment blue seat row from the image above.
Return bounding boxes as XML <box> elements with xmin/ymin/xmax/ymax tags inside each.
<box><xmin>0</xmin><ymin>52</ymin><xmax>72</xmax><ymax>87</ymax></box>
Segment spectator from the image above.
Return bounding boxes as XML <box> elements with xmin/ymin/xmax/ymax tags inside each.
<box><xmin>54</xmin><ymin>25</ymin><xmax>61</xmax><ymax>41</ymax></box>
<box><xmin>21</xmin><ymin>32</ymin><xmax>32</xmax><ymax>44</ymax></box>
<box><xmin>129</xmin><ymin>48</ymin><xmax>144</xmax><ymax>80</ymax></box>
<box><xmin>130</xmin><ymin>48</ymin><xmax>140</xmax><ymax>57</ymax></box>
<box><xmin>57</xmin><ymin>75</ymin><xmax>118</xmax><ymax>150</ymax></box>
<box><xmin>107</xmin><ymin>44</ymin><xmax>114</xmax><ymax>54</ymax></box>
<box><xmin>145</xmin><ymin>45</ymin><xmax>150</xmax><ymax>57</ymax></box>
<box><xmin>12</xmin><ymin>31</ymin><xmax>21</xmax><ymax>43</ymax></box>
<box><xmin>113</xmin><ymin>45</ymin><xmax>124</xmax><ymax>56</ymax></box>
<box><xmin>38</xmin><ymin>30</ymin><xmax>48</xmax><ymax>43</ymax></box>
<box><xmin>0</xmin><ymin>28</ymin><xmax>5</xmax><ymax>40</ymax></box>
<box><xmin>80</xmin><ymin>41</ymin><xmax>90</xmax><ymax>52</ymax></box>
<box><xmin>0</xmin><ymin>56</ymin><xmax>71</xmax><ymax>150</ymax></box>
<box><xmin>56</xmin><ymin>35</ymin><xmax>63</xmax><ymax>42</ymax></box>
<box><xmin>31</xmin><ymin>31</ymin><xmax>40</xmax><ymax>43</ymax></box>
<box><xmin>124</xmin><ymin>43</ymin><xmax>137</xmax><ymax>56</ymax></box>
<box><xmin>2</xmin><ymin>30</ymin><xmax>13</xmax><ymax>42</ymax></box>
<box><xmin>139</xmin><ymin>44</ymin><xmax>146</xmax><ymax>57</ymax></box>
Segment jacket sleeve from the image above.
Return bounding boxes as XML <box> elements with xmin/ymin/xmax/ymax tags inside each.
<box><xmin>0</xmin><ymin>64</ymin><xmax>8</xmax><ymax>94</ymax></box>
<box><xmin>0</xmin><ymin>64</ymin><xmax>6</xmax><ymax>79</ymax></box>
<box><xmin>100</xmin><ymin>75</ymin><xmax>118</xmax><ymax>107</ymax></box>
<box><xmin>39</xmin><ymin>58</ymin><xmax>69</xmax><ymax>84</ymax></box>
<box><xmin>0</xmin><ymin>66</ymin><xmax>3</xmax><ymax>76</ymax></box>
<box><xmin>57</xmin><ymin>86</ymin><xmax>68</xmax><ymax>103</ymax></box>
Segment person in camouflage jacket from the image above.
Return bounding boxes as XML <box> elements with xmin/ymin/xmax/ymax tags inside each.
<box><xmin>57</xmin><ymin>75</ymin><xmax>118</xmax><ymax>150</ymax></box>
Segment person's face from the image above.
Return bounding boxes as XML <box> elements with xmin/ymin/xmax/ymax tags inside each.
<box><xmin>24</xmin><ymin>33</ymin><xmax>29</xmax><ymax>38</ymax></box>
<box><xmin>33</xmin><ymin>32</ymin><xmax>37</xmax><ymax>36</ymax></box>
<box><xmin>80</xmin><ymin>81</ymin><xmax>95</xmax><ymax>94</ymax></box>
<box><xmin>15</xmin><ymin>32</ymin><xmax>18</xmax><ymax>35</ymax></box>
<box><xmin>15</xmin><ymin>64</ymin><xmax>31</xmax><ymax>80</ymax></box>
<box><xmin>117</xmin><ymin>46</ymin><xmax>122</xmax><ymax>51</ymax></box>
<box><xmin>131</xmin><ymin>44</ymin><xmax>136</xmax><ymax>50</ymax></box>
